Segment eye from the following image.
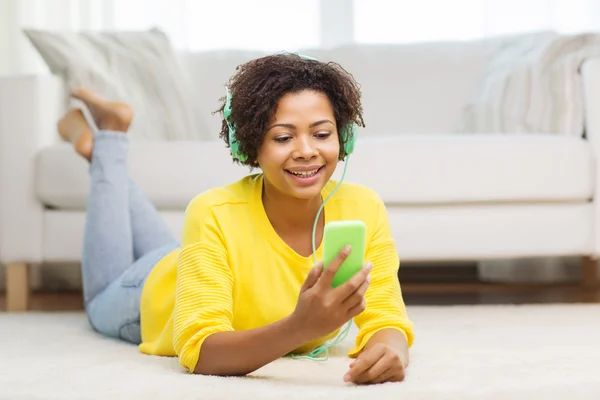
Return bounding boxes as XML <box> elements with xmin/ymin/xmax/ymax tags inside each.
<box><xmin>314</xmin><ymin>132</ymin><xmax>332</xmax><ymax>139</ymax></box>
<box><xmin>274</xmin><ymin>136</ymin><xmax>292</xmax><ymax>143</ymax></box>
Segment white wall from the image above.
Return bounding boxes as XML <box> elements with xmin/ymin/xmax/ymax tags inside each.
<box><xmin>0</xmin><ymin>0</ymin><xmax>23</xmax><ymax>75</ymax></box>
<box><xmin>4</xmin><ymin>0</ymin><xmax>600</xmax><ymax>76</ymax></box>
<box><xmin>0</xmin><ymin>0</ymin><xmax>115</xmax><ymax>76</ymax></box>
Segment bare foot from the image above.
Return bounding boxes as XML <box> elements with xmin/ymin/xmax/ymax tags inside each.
<box><xmin>57</xmin><ymin>109</ymin><xmax>94</xmax><ymax>161</ymax></box>
<box><xmin>70</xmin><ymin>88</ymin><xmax>134</xmax><ymax>132</ymax></box>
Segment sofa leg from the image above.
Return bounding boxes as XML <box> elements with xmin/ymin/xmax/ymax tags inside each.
<box><xmin>581</xmin><ymin>256</ymin><xmax>598</xmax><ymax>289</ymax></box>
<box><xmin>5</xmin><ymin>263</ymin><xmax>30</xmax><ymax>312</ymax></box>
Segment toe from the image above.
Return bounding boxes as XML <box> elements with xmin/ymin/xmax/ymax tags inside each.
<box><xmin>71</xmin><ymin>88</ymin><xmax>105</xmax><ymax>107</ymax></box>
<box><xmin>70</xmin><ymin>89</ymin><xmax>133</xmax><ymax>132</ymax></box>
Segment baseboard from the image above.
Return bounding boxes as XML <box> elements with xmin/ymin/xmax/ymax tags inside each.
<box><xmin>399</xmin><ymin>262</ymin><xmax>479</xmax><ymax>283</ymax></box>
<box><xmin>0</xmin><ymin>257</ymin><xmax>584</xmax><ymax>291</ymax></box>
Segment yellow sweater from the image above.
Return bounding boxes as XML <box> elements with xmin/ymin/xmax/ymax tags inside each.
<box><xmin>138</xmin><ymin>174</ymin><xmax>414</xmax><ymax>373</ymax></box>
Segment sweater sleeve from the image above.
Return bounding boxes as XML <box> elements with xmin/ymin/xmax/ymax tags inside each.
<box><xmin>348</xmin><ymin>196</ymin><xmax>415</xmax><ymax>358</ymax></box>
<box><xmin>173</xmin><ymin>198</ymin><xmax>234</xmax><ymax>373</ymax></box>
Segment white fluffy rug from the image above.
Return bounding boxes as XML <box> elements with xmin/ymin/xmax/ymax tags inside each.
<box><xmin>2</xmin><ymin>304</ymin><xmax>600</xmax><ymax>399</ymax></box>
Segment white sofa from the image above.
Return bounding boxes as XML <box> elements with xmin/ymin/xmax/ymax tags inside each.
<box><xmin>1</xmin><ymin>36</ymin><xmax>599</xmax><ymax>311</ymax></box>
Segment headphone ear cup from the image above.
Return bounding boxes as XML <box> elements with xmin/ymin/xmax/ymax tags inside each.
<box><xmin>225</xmin><ymin>89</ymin><xmax>247</xmax><ymax>162</ymax></box>
<box><xmin>230</xmin><ymin>130</ymin><xmax>247</xmax><ymax>162</ymax></box>
<box><xmin>229</xmin><ymin>126</ymin><xmax>240</xmax><ymax>159</ymax></box>
<box><xmin>341</xmin><ymin>123</ymin><xmax>357</xmax><ymax>155</ymax></box>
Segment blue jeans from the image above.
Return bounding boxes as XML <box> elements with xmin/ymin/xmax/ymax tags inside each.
<box><xmin>82</xmin><ymin>131</ymin><xmax>179</xmax><ymax>344</ymax></box>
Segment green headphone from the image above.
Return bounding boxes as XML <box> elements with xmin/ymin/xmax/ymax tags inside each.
<box><xmin>223</xmin><ymin>53</ymin><xmax>358</xmax><ymax>162</ymax></box>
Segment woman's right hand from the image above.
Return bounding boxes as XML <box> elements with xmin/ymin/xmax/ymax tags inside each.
<box><xmin>291</xmin><ymin>245</ymin><xmax>372</xmax><ymax>342</ymax></box>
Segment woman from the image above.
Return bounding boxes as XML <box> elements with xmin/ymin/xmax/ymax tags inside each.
<box><xmin>58</xmin><ymin>53</ymin><xmax>414</xmax><ymax>384</ymax></box>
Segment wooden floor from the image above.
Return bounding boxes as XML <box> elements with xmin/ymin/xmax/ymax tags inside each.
<box><xmin>1</xmin><ymin>282</ymin><xmax>599</xmax><ymax>312</ymax></box>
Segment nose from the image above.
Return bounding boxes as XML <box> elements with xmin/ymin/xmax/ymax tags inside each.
<box><xmin>293</xmin><ymin>134</ymin><xmax>318</xmax><ymax>160</ymax></box>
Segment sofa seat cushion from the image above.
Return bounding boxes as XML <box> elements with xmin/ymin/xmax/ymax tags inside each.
<box><xmin>36</xmin><ymin>133</ymin><xmax>593</xmax><ymax>210</ymax></box>
<box><xmin>334</xmin><ymin>133</ymin><xmax>594</xmax><ymax>204</ymax></box>
<box><xmin>36</xmin><ymin>140</ymin><xmax>251</xmax><ymax>210</ymax></box>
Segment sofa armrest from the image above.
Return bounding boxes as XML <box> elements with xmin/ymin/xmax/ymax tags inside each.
<box><xmin>0</xmin><ymin>74</ymin><xmax>66</xmax><ymax>264</ymax></box>
<box><xmin>581</xmin><ymin>57</ymin><xmax>600</xmax><ymax>257</ymax></box>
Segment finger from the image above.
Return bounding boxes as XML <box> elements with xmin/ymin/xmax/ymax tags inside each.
<box><xmin>344</xmin><ymin>356</ymin><xmax>370</xmax><ymax>382</ymax></box>
<box><xmin>370</xmin><ymin>351</ymin><xmax>406</xmax><ymax>384</ymax></box>
<box><xmin>318</xmin><ymin>245</ymin><xmax>351</xmax><ymax>288</ymax></box>
<box><xmin>334</xmin><ymin>262</ymin><xmax>372</xmax><ymax>301</ymax></box>
<box><xmin>353</xmin><ymin>352</ymin><xmax>391</xmax><ymax>384</ymax></box>
<box><xmin>300</xmin><ymin>262</ymin><xmax>323</xmax><ymax>292</ymax></box>
<box><xmin>375</xmin><ymin>365</ymin><xmax>406</xmax><ymax>384</ymax></box>
<box><xmin>344</xmin><ymin>345</ymin><xmax>385</xmax><ymax>383</ymax></box>
<box><xmin>346</xmin><ymin>298</ymin><xmax>367</xmax><ymax>319</ymax></box>
<box><xmin>341</xmin><ymin>275</ymin><xmax>370</xmax><ymax>309</ymax></box>
<box><xmin>371</xmin><ymin>367</ymin><xmax>394</xmax><ymax>384</ymax></box>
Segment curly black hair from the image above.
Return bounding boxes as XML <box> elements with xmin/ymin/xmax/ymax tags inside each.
<box><xmin>214</xmin><ymin>53</ymin><xmax>365</xmax><ymax>167</ymax></box>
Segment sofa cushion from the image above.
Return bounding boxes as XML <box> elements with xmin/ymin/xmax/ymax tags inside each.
<box><xmin>35</xmin><ymin>133</ymin><xmax>594</xmax><ymax>210</ymax></box>
<box><xmin>35</xmin><ymin>140</ymin><xmax>250</xmax><ymax>210</ymax></box>
<box><xmin>24</xmin><ymin>28</ymin><xmax>209</xmax><ymax>141</ymax></box>
<box><xmin>181</xmin><ymin>34</ymin><xmax>550</xmax><ymax>141</ymax></box>
<box><xmin>181</xmin><ymin>41</ymin><xmax>494</xmax><ymax>141</ymax></box>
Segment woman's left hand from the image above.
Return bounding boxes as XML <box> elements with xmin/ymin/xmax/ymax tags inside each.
<box><xmin>343</xmin><ymin>343</ymin><xmax>406</xmax><ymax>384</ymax></box>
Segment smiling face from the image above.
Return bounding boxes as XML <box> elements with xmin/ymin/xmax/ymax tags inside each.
<box><xmin>256</xmin><ymin>90</ymin><xmax>340</xmax><ymax>201</ymax></box>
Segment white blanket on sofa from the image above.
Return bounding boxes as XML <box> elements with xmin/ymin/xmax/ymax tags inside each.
<box><xmin>460</xmin><ymin>31</ymin><xmax>600</xmax><ymax>136</ymax></box>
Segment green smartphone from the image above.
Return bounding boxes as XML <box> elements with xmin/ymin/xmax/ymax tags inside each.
<box><xmin>322</xmin><ymin>220</ymin><xmax>367</xmax><ymax>288</ymax></box>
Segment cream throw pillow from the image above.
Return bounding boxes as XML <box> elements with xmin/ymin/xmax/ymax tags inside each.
<box><xmin>24</xmin><ymin>28</ymin><xmax>209</xmax><ymax>141</ymax></box>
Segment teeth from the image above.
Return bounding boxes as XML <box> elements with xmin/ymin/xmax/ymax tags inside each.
<box><xmin>290</xmin><ymin>168</ymin><xmax>319</xmax><ymax>178</ymax></box>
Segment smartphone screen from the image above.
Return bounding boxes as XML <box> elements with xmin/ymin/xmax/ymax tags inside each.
<box><xmin>322</xmin><ymin>220</ymin><xmax>367</xmax><ymax>287</ymax></box>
